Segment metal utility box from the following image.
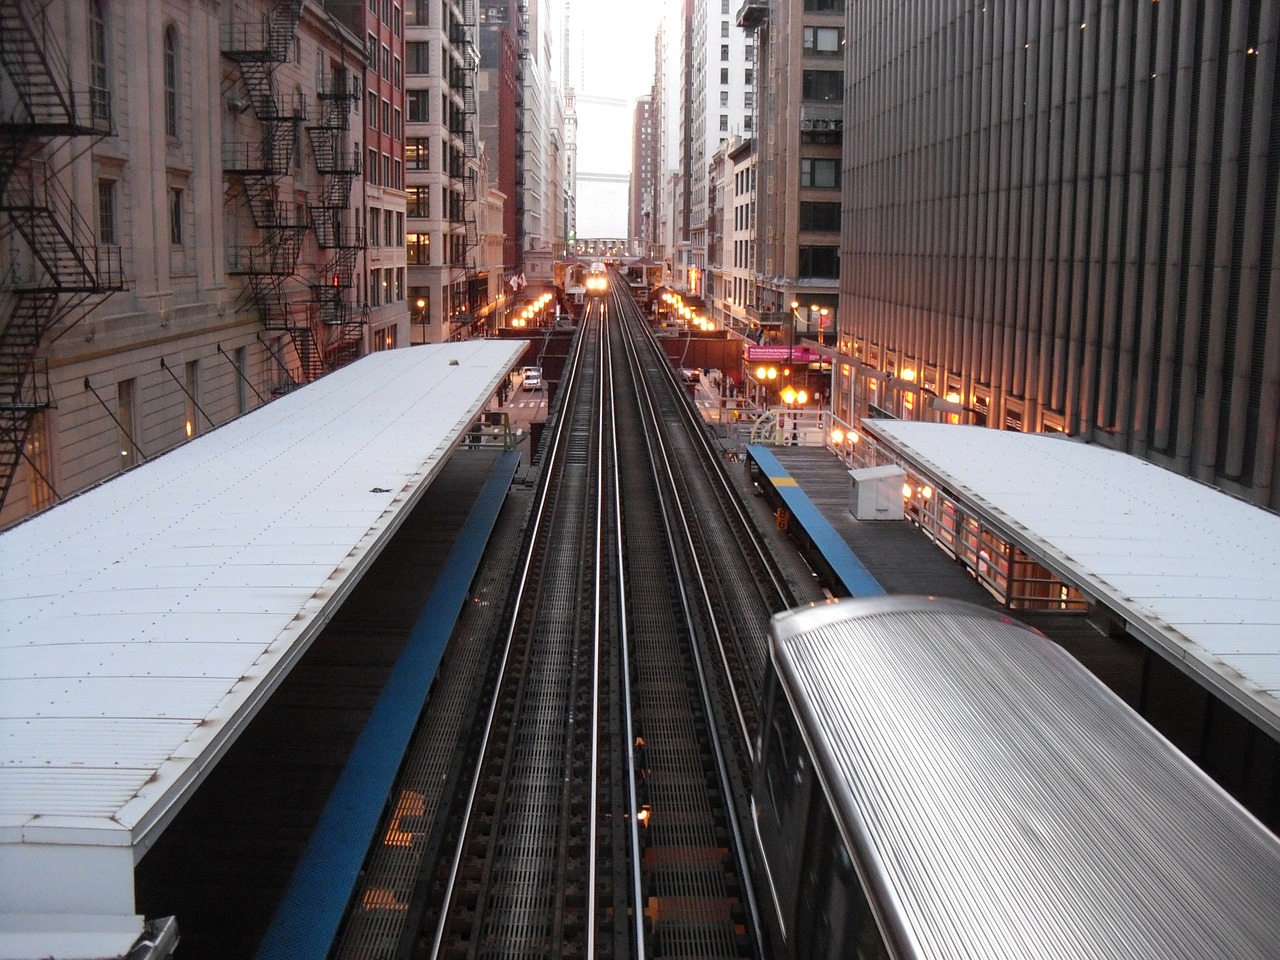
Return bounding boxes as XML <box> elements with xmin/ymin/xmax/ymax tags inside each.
<box><xmin>849</xmin><ymin>465</ymin><xmax>906</xmax><ymax>521</ymax></box>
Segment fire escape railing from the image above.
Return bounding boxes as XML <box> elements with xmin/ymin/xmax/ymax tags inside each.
<box><xmin>305</xmin><ymin>69</ymin><xmax>365</xmax><ymax>376</ymax></box>
<box><xmin>222</xmin><ymin>0</ymin><xmax>312</xmax><ymax>383</ymax></box>
<box><xmin>0</xmin><ymin>0</ymin><xmax>124</xmax><ymax>510</ymax></box>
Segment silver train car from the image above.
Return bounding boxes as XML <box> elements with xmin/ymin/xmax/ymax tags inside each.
<box><xmin>752</xmin><ymin>595</ymin><xmax>1280</xmax><ymax>960</ymax></box>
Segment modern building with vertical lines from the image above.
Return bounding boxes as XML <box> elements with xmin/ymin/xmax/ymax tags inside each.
<box><xmin>832</xmin><ymin>1</ymin><xmax>1279</xmax><ymax>511</ymax></box>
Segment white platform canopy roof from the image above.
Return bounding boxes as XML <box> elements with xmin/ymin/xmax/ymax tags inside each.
<box><xmin>0</xmin><ymin>340</ymin><xmax>526</xmax><ymax>959</ymax></box>
<box><xmin>865</xmin><ymin>421</ymin><xmax>1280</xmax><ymax>742</ymax></box>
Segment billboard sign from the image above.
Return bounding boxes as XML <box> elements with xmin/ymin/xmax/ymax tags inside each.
<box><xmin>746</xmin><ymin>345</ymin><xmax>823</xmax><ymax>363</ymax></box>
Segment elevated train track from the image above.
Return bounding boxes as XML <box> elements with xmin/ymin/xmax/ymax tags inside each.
<box><xmin>340</xmin><ymin>274</ymin><xmax>827</xmax><ymax>960</ymax></box>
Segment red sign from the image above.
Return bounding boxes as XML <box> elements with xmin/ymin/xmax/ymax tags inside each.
<box><xmin>746</xmin><ymin>345</ymin><xmax>822</xmax><ymax>363</ymax></box>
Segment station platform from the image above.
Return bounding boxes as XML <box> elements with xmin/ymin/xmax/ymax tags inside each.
<box><xmin>742</xmin><ymin>444</ymin><xmax>1146</xmax><ymax>700</ymax></box>
<box><xmin>131</xmin><ymin>448</ymin><xmax>524</xmax><ymax>960</ymax></box>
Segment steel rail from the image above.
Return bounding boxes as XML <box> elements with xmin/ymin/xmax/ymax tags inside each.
<box><xmin>618</xmin><ymin>301</ymin><xmax>758</xmax><ymax>768</ymax></box>
<box><xmin>586</xmin><ymin>296</ymin><xmax>608</xmax><ymax>960</ymax></box>
<box><xmin>424</xmin><ymin>302</ymin><xmax>595</xmax><ymax>960</ymax></box>
<box><xmin>603</xmin><ymin>295</ymin><xmax>649</xmax><ymax>960</ymax></box>
<box><xmin>612</xmin><ymin>288</ymin><xmax>766</xmax><ymax>960</ymax></box>
<box><xmin>632</xmin><ymin>308</ymin><xmax>797</xmax><ymax>615</ymax></box>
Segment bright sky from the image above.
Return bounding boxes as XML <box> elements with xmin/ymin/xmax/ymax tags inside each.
<box><xmin>570</xmin><ymin>0</ymin><xmax>670</xmax><ymax>107</ymax></box>
<box><xmin>568</xmin><ymin>0</ymin><xmax>672</xmax><ymax>237</ymax></box>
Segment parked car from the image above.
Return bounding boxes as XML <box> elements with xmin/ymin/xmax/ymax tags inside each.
<box><xmin>521</xmin><ymin>368</ymin><xmax>543</xmax><ymax>390</ymax></box>
<box><xmin>680</xmin><ymin>368</ymin><xmax>701</xmax><ymax>383</ymax></box>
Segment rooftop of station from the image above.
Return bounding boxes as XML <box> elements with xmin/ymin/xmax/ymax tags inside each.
<box><xmin>864</xmin><ymin>421</ymin><xmax>1280</xmax><ymax>741</ymax></box>
<box><xmin>0</xmin><ymin>341</ymin><xmax>526</xmax><ymax>958</ymax></box>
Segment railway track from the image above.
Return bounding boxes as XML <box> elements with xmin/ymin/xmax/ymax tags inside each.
<box><xmin>347</xmin><ymin>277</ymin><xmax>830</xmax><ymax>960</ymax></box>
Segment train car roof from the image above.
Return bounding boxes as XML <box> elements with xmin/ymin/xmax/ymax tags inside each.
<box><xmin>771</xmin><ymin>595</ymin><xmax>1280</xmax><ymax>960</ymax></box>
<box><xmin>864</xmin><ymin>421</ymin><xmax>1280</xmax><ymax>741</ymax></box>
<box><xmin>0</xmin><ymin>341</ymin><xmax>525</xmax><ymax>957</ymax></box>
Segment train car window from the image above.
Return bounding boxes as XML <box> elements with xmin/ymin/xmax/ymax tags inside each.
<box><xmin>795</xmin><ymin>796</ymin><xmax>887</xmax><ymax>960</ymax></box>
<box><xmin>760</xmin><ymin>692</ymin><xmax>811</xmax><ymax>933</ymax></box>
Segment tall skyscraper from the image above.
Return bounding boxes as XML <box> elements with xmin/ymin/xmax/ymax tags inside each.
<box><xmin>833</xmin><ymin>1</ymin><xmax>1280</xmax><ymax>511</ymax></box>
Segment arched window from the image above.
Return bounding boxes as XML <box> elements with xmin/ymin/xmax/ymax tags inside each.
<box><xmin>89</xmin><ymin>0</ymin><xmax>111</xmax><ymax>122</ymax></box>
<box><xmin>163</xmin><ymin>26</ymin><xmax>179</xmax><ymax>138</ymax></box>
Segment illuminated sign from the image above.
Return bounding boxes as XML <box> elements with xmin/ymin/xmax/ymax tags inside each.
<box><xmin>746</xmin><ymin>345</ymin><xmax>822</xmax><ymax>363</ymax></box>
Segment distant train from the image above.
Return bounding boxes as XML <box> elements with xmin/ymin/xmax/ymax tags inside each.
<box><xmin>585</xmin><ymin>261</ymin><xmax>608</xmax><ymax>295</ymax></box>
<box><xmin>752</xmin><ymin>595</ymin><xmax>1280</xmax><ymax>960</ymax></box>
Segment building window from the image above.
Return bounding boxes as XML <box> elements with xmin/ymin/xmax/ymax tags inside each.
<box><xmin>407</xmin><ymin>137</ymin><xmax>428</xmax><ymax>168</ymax></box>
<box><xmin>720</xmin><ymin>114</ymin><xmax>728</xmax><ymax>131</ymax></box>
<box><xmin>168</xmin><ymin>188</ymin><xmax>183</xmax><ymax>245</ymax></box>
<box><xmin>720</xmin><ymin>44</ymin><xmax>729</xmax><ymax>61</ymax></box>
<box><xmin>407</xmin><ymin>89</ymin><xmax>429</xmax><ymax>122</ymax></box>
<box><xmin>368</xmin><ymin>146</ymin><xmax>379</xmax><ymax>183</ymax></box>
<box><xmin>745</xmin><ymin>68</ymin><xmax>753</xmax><ymax>85</ymax></box>
<box><xmin>184</xmin><ymin>360</ymin><xmax>199</xmax><ymax>438</ymax></box>
<box><xmin>803</xmin><ymin>26</ymin><xmax>843</xmax><ymax>54</ymax></box>
<box><xmin>393</xmin><ymin>106</ymin><xmax>403</xmax><ymax>141</ymax></box>
<box><xmin>163</xmin><ymin>26</ymin><xmax>179</xmax><ymax>138</ymax></box>
<box><xmin>721</xmin><ymin>21</ymin><xmax>729</xmax><ymax>37</ymax></box>
<box><xmin>407</xmin><ymin>232</ymin><xmax>430</xmax><ymax>264</ymax></box>
<box><xmin>799</xmin><ymin>201</ymin><xmax>841</xmax><ymax>231</ymax></box>
<box><xmin>798</xmin><ymin>245</ymin><xmax>840</xmax><ymax>278</ymax></box>
<box><xmin>383</xmin><ymin>153</ymin><xmax>390</xmax><ymax>185</ymax></box>
<box><xmin>24</xmin><ymin>411</ymin><xmax>55</xmax><ymax>512</ymax></box>
<box><xmin>381</xmin><ymin>44</ymin><xmax>390</xmax><ymax>79</ymax></box>
<box><xmin>393</xmin><ymin>3</ymin><xmax>402</xmax><ymax>36</ymax></box>
<box><xmin>803</xmin><ymin>0</ymin><xmax>845</xmax><ymax>10</ymax></box>
<box><xmin>393</xmin><ymin>158</ymin><xmax>402</xmax><ymax>189</ymax></box>
<box><xmin>407</xmin><ymin>41</ymin><xmax>429</xmax><ymax>74</ymax></box>
<box><xmin>405</xmin><ymin>0</ymin><xmax>427</xmax><ymax>25</ymax></box>
<box><xmin>89</xmin><ymin>0</ymin><xmax>111</xmax><ymax>121</ymax></box>
<box><xmin>802</xmin><ymin>70</ymin><xmax>843</xmax><ymax>101</ymax></box>
<box><xmin>368</xmin><ymin>90</ymin><xmax>378</xmax><ymax>126</ymax></box>
<box><xmin>116</xmin><ymin>377</ymin><xmax>137</xmax><ymax>471</ymax></box>
<box><xmin>394</xmin><ymin>55</ymin><xmax>402</xmax><ymax>89</ymax></box>
<box><xmin>382</xmin><ymin>98</ymin><xmax>391</xmax><ymax>133</ymax></box>
<box><xmin>235</xmin><ymin>346</ymin><xmax>250</xmax><ymax>415</ymax></box>
<box><xmin>720</xmin><ymin>67</ymin><xmax>729</xmax><ymax>84</ymax></box>
<box><xmin>369</xmin><ymin>206</ymin><xmax>380</xmax><ymax>246</ymax></box>
<box><xmin>411</xmin><ymin>287</ymin><xmax>429</xmax><ymax>324</ymax></box>
<box><xmin>384</xmin><ymin>210</ymin><xmax>393</xmax><ymax>248</ymax></box>
<box><xmin>367</xmin><ymin>32</ymin><xmax>377</xmax><ymax>67</ymax></box>
<box><xmin>97</xmin><ymin>178</ymin><xmax>117</xmax><ymax>244</ymax></box>
<box><xmin>395</xmin><ymin>212</ymin><xmax>403</xmax><ymax>245</ymax></box>
<box><xmin>800</xmin><ymin>157</ymin><xmax>840</xmax><ymax>188</ymax></box>
<box><xmin>720</xmin><ymin>91</ymin><xmax>729</xmax><ymax>107</ymax></box>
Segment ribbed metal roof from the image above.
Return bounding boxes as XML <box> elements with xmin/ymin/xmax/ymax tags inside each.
<box><xmin>773</xmin><ymin>596</ymin><xmax>1280</xmax><ymax>960</ymax></box>
<box><xmin>864</xmin><ymin>422</ymin><xmax>1280</xmax><ymax>740</ymax></box>
<box><xmin>0</xmin><ymin>341</ymin><xmax>525</xmax><ymax>956</ymax></box>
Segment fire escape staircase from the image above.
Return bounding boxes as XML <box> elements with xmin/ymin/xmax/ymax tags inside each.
<box><xmin>460</xmin><ymin>3</ymin><xmax>479</xmax><ymax>277</ymax></box>
<box><xmin>513</xmin><ymin>0</ymin><xmax>529</xmax><ymax>253</ymax></box>
<box><xmin>0</xmin><ymin>0</ymin><xmax>123</xmax><ymax>508</ymax></box>
<box><xmin>222</xmin><ymin>1</ymin><xmax>308</xmax><ymax>366</ymax></box>
<box><xmin>304</xmin><ymin>71</ymin><xmax>364</xmax><ymax>379</ymax></box>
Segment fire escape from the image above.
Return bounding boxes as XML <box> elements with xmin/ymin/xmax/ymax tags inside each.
<box><xmin>513</xmin><ymin>0</ymin><xmax>529</xmax><ymax>267</ymax></box>
<box><xmin>459</xmin><ymin>1</ymin><xmax>479</xmax><ymax>294</ymax></box>
<box><xmin>305</xmin><ymin>65</ymin><xmax>365</xmax><ymax>373</ymax></box>
<box><xmin>221</xmin><ymin>1</ymin><xmax>318</xmax><ymax>382</ymax></box>
<box><xmin>0</xmin><ymin>0</ymin><xmax>124</xmax><ymax>507</ymax></box>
